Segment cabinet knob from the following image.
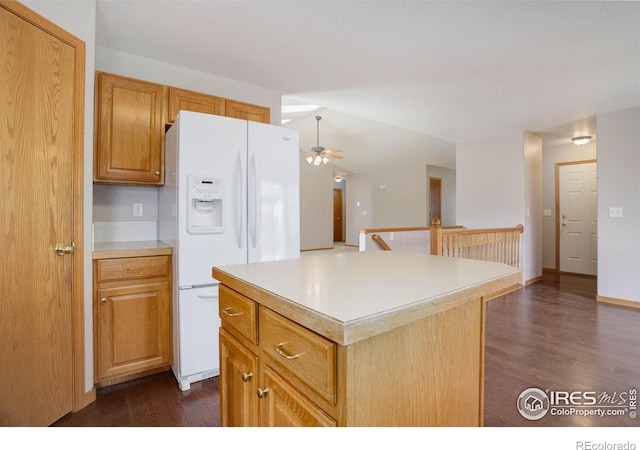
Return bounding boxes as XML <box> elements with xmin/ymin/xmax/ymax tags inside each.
<box><xmin>257</xmin><ymin>387</ymin><xmax>269</xmax><ymax>398</ymax></box>
<box><xmin>242</xmin><ymin>372</ymin><xmax>253</xmax><ymax>382</ymax></box>
<box><xmin>100</xmin><ymin>297</ymin><xmax>108</xmax><ymax>303</ymax></box>
<box><xmin>155</xmin><ymin>170</ymin><xmax>160</xmax><ymax>175</ymax></box>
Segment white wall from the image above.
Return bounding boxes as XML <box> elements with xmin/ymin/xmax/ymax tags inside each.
<box><xmin>456</xmin><ymin>132</ymin><xmax>526</xmax><ymax>228</ymax></box>
<box><xmin>596</xmin><ymin>106</ymin><xmax>640</xmax><ymax>304</ymax></box>
<box><xmin>346</xmin><ymin>172</ymin><xmax>375</xmax><ymax>246</ymax></box>
<box><xmin>541</xmin><ymin>140</ymin><xmax>597</xmax><ymax>269</ymax></box>
<box><xmin>299</xmin><ymin>161</ymin><xmax>334</xmax><ymax>250</ymax></box>
<box><xmin>456</xmin><ymin>132</ymin><xmax>542</xmax><ymax>283</ymax></box>
<box><xmin>426</xmin><ymin>165</ymin><xmax>457</xmax><ymax>226</ymax></box>
<box><xmin>22</xmin><ymin>0</ymin><xmax>97</xmax><ymax>394</ymax></box>
<box><xmin>524</xmin><ymin>132</ymin><xmax>543</xmax><ymax>282</ymax></box>
<box><xmin>344</xmin><ymin>164</ymin><xmax>428</xmax><ymax>246</ymax></box>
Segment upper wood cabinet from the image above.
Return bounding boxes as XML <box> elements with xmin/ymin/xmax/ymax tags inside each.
<box><xmin>94</xmin><ymin>72</ymin><xmax>166</xmax><ymax>185</ymax></box>
<box><xmin>225</xmin><ymin>100</ymin><xmax>271</xmax><ymax>124</ymax></box>
<box><xmin>167</xmin><ymin>87</ymin><xmax>226</xmax><ymax>123</ymax></box>
<box><xmin>94</xmin><ymin>72</ymin><xmax>271</xmax><ymax>185</ymax></box>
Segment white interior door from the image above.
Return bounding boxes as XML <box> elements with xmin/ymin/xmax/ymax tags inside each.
<box><xmin>558</xmin><ymin>162</ymin><xmax>597</xmax><ymax>275</ymax></box>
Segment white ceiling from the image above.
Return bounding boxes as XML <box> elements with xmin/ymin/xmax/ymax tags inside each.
<box><xmin>95</xmin><ymin>0</ymin><xmax>640</xmax><ymax>174</ymax></box>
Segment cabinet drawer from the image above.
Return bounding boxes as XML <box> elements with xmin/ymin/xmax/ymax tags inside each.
<box><xmin>219</xmin><ymin>285</ymin><xmax>258</xmax><ymax>345</ymax></box>
<box><xmin>97</xmin><ymin>256</ymin><xmax>170</xmax><ymax>282</ymax></box>
<box><xmin>261</xmin><ymin>307</ymin><xmax>336</xmax><ymax>405</ymax></box>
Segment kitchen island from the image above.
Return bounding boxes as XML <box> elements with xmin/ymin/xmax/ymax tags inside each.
<box><xmin>212</xmin><ymin>251</ymin><xmax>520</xmax><ymax>427</ymax></box>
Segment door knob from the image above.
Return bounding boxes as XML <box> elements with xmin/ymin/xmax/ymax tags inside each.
<box><xmin>55</xmin><ymin>242</ymin><xmax>75</xmax><ymax>255</ymax></box>
<box><xmin>257</xmin><ymin>387</ymin><xmax>269</xmax><ymax>398</ymax></box>
<box><xmin>562</xmin><ymin>214</ymin><xmax>567</xmax><ymax>219</ymax></box>
<box><xmin>561</xmin><ymin>222</ymin><xmax>567</xmax><ymax>227</ymax></box>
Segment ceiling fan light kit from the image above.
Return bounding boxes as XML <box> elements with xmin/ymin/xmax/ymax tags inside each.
<box><xmin>305</xmin><ymin>116</ymin><xmax>343</xmax><ymax>165</ymax></box>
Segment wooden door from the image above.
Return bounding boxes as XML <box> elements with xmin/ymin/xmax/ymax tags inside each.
<box><xmin>95</xmin><ymin>281</ymin><xmax>171</xmax><ymax>383</ymax></box>
<box><xmin>429</xmin><ymin>177</ymin><xmax>442</xmax><ymax>226</ymax></box>
<box><xmin>219</xmin><ymin>329</ymin><xmax>259</xmax><ymax>426</ymax></box>
<box><xmin>0</xmin><ymin>2</ymin><xmax>85</xmax><ymax>425</ymax></box>
<box><xmin>260</xmin><ymin>365</ymin><xmax>336</xmax><ymax>427</ymax></box>
<box><xmin>557</xmin><ymin>161</ymin><xmax>597</xmax><ymax>275</ymax></box>
<box><xmin>333</xmin><ymin>188</ymin><xmax>343</xmax><ymax>242</ymax></box>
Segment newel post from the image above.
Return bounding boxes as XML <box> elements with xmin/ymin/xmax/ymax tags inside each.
<box><xmin>430</xmin><ymin>217</ymin><xmax>443</xmax><ymax>256</ymax></box>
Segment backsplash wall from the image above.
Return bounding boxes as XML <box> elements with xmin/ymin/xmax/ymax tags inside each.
<box><xmin>93</xmin><ymin>185</ymin><xmax>160</xmax><ymax>243</ymax></box>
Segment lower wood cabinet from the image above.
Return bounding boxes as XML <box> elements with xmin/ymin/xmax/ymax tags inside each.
<box><xmin>218</xmin><ymin>282</ymin><xmax>485</xmax><ymax>426</ymax></box>
<box><xmin>219</xmin><ymin>285</ymin><xmax>337</xmax><ymax>427</ymax></box>
<box><xmin>93</xmin><ymin>255</ymin><xmax>172</xmax><ymax>386</ymax></box>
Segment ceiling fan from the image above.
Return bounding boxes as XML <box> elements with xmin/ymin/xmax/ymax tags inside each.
<box><xmin>304</xmin><ymin>115</ymin><xmax>343</xmax><ymax>165</ymax></box>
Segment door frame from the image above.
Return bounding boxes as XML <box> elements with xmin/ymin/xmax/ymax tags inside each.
<box><xmin>428</xmin><ymin>177</ymin><xmax>442</xmax><ymax>226</ymax></box>
<box><xmin>333</xmin><ymin>188</ymin><xmax>344</xmax><ymax>242</ymax></box>
<box><xmin>4</xmin><ymin>2</ymin><xmax>87</xmax><ymax>412</ymax></box>
<box><xmin>554</xmin><ymin>159</ymin><xmax>597</xmax><ymax>274</ymax></box>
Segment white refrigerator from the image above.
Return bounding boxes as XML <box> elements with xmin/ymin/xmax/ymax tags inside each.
<box><xmin>158</xmin><ymin>111</ymin><xmax>300</xmax><ymax>391</ymax></box>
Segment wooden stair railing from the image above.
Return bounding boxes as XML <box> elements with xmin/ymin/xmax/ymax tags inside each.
<box><xmin>429</xmin><ymin>218</ymin><xmax>524</xmax><ymax>268</ymax></box>
<box><xmin>371</xmin><ymin>234</ymin><xmax>392</xmax><ymax>250</ymax></box>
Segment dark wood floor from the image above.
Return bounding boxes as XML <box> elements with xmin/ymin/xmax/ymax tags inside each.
<box><xmin>53</xmin><ymin>272</ymin><xmax>640</xmax><ymax>427</ymax></box>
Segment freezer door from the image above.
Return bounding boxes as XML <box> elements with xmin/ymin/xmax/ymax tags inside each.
<box><xmin>173</xmin><ymin>285</ymin><xmax>221</xmax><ymax>388</ymax></box>
<box><xmin>176</xmin><ymin>111</ymin><xmax>248</xmax><ymax>287</ymax></box>
<box><xmin>247</xmin><ymin>122</ymin><xmax>300</xmax><ymax>263</ymax></box>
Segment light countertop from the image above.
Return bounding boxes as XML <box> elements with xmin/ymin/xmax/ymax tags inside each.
<box><xmin>213</xmin><ymin>251</ymin><xmax>521</xmax><ymax>345</ymax></box>
<box><xmin>93</xmin><ymin>240</ymin><xmax>173</xmax><ymax>260</ymax></box>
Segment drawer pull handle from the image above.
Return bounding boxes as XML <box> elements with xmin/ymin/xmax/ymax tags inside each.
<box><xmin>127</xmin><ymin>267</ymin><xmax>143</xmax><ymax>272</ymax></box>
<box><xmin>273</xmin><ymin>342</ymin><xmax>304</xmax><ymax>360</ymax></box>
<box><xmin>242</xmin><ymin>372</ymin><xmax>253</xmax><ymax>382</ymax></box>
<box><xmin>257</xmin><ymin>387</ymin><xmax>269</xmax><ymax>398</ymax></box>
<box><xmin>222</xmin><ymin>307</ymin><xmax>244</xmax><ymax>317</ymax></box>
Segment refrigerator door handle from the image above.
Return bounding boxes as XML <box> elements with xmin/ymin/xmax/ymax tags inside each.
<box><xmin>234</xmin><ymin>153</ymin><xmax>245</xmax><ymax>250</ymax></box>
<box><xmin>249</xmin><ymin>152</ymin><xmax>261</xmax><ymax>248</ymax></box>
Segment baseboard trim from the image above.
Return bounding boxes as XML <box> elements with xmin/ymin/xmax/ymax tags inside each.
<box><xmin>300</xmin><ymin>247</ymin><xmax>334</xmax><ymax>252</ymax></box>
<box><xmin>525</xmin><ymin>276</ymin><xmax>543</xmax><ymax>286</ymax></box>
<box><xmin>596</xmin><ymin>295</ymin><xmax>640</xmax><ymax>309</ymax></box>
<box><xmin>542</xmin><ymin>267</ymin><xmax>558</xmax><ymax>274</ymax></box>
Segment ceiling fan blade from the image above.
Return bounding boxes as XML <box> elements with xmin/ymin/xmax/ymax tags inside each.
<box><xmin>326</xmin><ymin>154</ymin><xmax>343</xmax><ymax>159</ymax></box>
<box><xmin>324</xmin><ymin>148</ymin><xmax>343</xmax><ymax>153</ymax></box>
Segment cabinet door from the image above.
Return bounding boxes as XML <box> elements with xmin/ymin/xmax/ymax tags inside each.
<box><xmin>95</xmin><ymin>281</ymin><xmax>171</xmax><ymax>381</ymax></box>
<box><xmin>167</xmin><ymin>87</ymin><xmax>225</xmax><ymax>123</ymax></box>
<box><xmin>225</xmin><ymin>100</ymin><xmax>270</xmax><ymax>124</ymax></box>
<box><xmin>219</xmin><ymin>329</ymin><xmax>259</xmax><ymax>426</ymax></box>
<box><xmin>94</xmin><ymin>72</ymin><xmax>166</xmax><ymax>185</ymax></box>
<box><xmin>259</xmin><ymin>365</ymin><xmax>336</xmax><ymax>427</ymax></box>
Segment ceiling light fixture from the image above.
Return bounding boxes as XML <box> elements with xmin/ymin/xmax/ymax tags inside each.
<box><xmin>571</xmin><ymin>136</ymin><xmax>592</xmax><ymax>145</ymax></box>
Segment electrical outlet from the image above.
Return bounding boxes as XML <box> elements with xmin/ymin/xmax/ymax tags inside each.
<box><xmin>133</xmin><ymin>203</ymin><xmax>143</xmax><ymax>217</ymax></box>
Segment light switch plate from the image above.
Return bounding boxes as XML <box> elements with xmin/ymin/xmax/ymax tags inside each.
<box><xmin>543</xmin><ymin>209</ymin><xmax>551</xmax><ymax>217</ymax></box>
<box><xmin>608</xmin><ymin>207</ymin><xmax>623</xmax><ymax>218</ymax></box>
